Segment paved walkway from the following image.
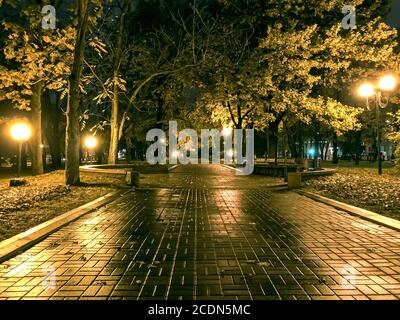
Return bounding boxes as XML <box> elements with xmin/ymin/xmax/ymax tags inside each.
<box><xmin>0</xmin><ymin>165</ymin><xmax>399</xmax><ymax>300</ymax></box>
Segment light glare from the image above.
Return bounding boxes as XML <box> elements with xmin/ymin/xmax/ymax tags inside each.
<box><xmin>357</xmin><ymin>83</ymin><xmax>375</xmax><ymax>98</ymax></box>
<box><xmin>10</xmin><ymin>123</ymin><xmax>31</xmax><ymax>142</ymax></box>
<box><xmin>84</xmin><ymin>136</ymin><xmax>98</xmax><ymax>149</ymax></box>
<box><xmin>222</xmin><ymin>127</ymin><xmax>232</xmax><ymax>137</ymax></box>
<box><xmin>378</xmin><ymin>75</ymin><xmax>397</xmax><ymax>91</ymax></box>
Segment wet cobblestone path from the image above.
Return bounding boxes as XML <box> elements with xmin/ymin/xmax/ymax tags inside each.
<box><xmin>0</xmin><ymin>165</ymin><xmax>400</xmax><ymax>300</ymax></box>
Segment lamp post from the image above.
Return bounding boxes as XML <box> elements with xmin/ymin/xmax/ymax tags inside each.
<box><xmin>84</xmin><ymin>136</ymin><xmax>98</xmax><ymax>163</ymax></box>
<box><xmin>10</xmin><ymin>122</ymin><xmax>32</xmax><ymax>178</ymax></box>
<box><xmin>357</xmin><ymin>75</ymin><xmax>397</xmax><ymax>175</ymax></box>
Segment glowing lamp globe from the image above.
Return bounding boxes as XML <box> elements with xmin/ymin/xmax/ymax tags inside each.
<box><xmin>357</xmin><ymin>83</ymin><xmax>375</xmax><ymax>98</ymax></box>
<box><xmin>378</xmin><ymin>75</ymin><xmax>397</xmax><ymax>91</ymax></box>
<box><xmin>10</xmin><ymin>123</ymin><xmax>31</xmax><ymax>142</ymax></box>
<box><xmin>84</xmin><ymin>136</ymin><xmax>98</xmax><ymax>149</ymax></box>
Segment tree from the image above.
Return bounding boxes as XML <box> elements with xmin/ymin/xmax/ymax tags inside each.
<box><xmin>89</xmin><ymin>0</ymin><xmax>211</xmax><ymax>160</ymax></box>
<box><xmin>190</xmin><ymin>0</ymin><xmax>398</xmax><ymax>162</ymax></box>
<box><xmin>30</xmin><ymin>81</ymin><xmax>44</xmax><ymax>174</ymax></box>
<box><xmin>0</xmin><ymin>1</ymin><xmax>74</xmax><ymax>175</ymax></box>
<box><xmin>388</xmin><ymin>109</ymin><xmax>400</xmax><ymax>164</ymax></box>
<box><xmin>108</xmin><ymin>0</ymin><xmax>130</xmax><ymax>164</ymax></box>
<box><xmin>65</xmin><ymin>0</ymin><xmax>91</xmax><ymax>185</ymax></box>
<box><xmin>42</xmin><ymin>91</ymin><xmax>64</xmax><ymax>168</ymax></box>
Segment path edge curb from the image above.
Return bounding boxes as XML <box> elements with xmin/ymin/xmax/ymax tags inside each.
<box><xmin>297</xmin><ymin>190</ymin><xmax>400</xmax><ymax>232</ymax></box>
<box><xmin>0</xmin><ymin>189</ymin><xmax>129</xmax><ymax>264</ymax></box>
<box><xmin>168</xmin><ymin>164</ymin><xmax>179</xmax><ymax>171</ymax></box>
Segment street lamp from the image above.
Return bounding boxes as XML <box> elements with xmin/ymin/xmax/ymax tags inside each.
<box><xmin>357</xmin><ymin>74</ymin><xmax>397</xmax><ymax>175</ymax></box>
<box><xmin>10</xmin><ymin>122</ymin><xmax>31</xmax><ymax>177</ymax></box>
<box><xmin>378</xmin><ymin>75</ymin><xmax>397</xmax><ymax>91</ymax></box>
<box><xmin>84</xmin><ymin>136</ymin><xmax>97</xmax><ymax>149</ymax></box>
<box><xmin>84</xmin><ymin>136</ymin><xmax>98</xmax><ymax>163</ymax></box>
<box><xmin>357</xmin><ymin>83</ymin><xmax>375</xmax><ymax>99</ymax></box>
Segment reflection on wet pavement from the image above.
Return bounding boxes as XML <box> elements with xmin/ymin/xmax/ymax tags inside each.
<box><xmin>0</xmin><ymin>165</ymin><xmax>399</xmax><ymax>300</ymax></box>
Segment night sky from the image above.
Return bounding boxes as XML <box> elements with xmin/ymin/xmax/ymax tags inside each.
<box><xmin>387</xmin><ymin>0</ymin><xmax>400</xmax><ymax>28</ymax></box>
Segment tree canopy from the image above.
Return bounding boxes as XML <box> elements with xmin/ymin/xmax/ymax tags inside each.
<box><xmin>1</xmin><ymin>0</ymin><xmax>399</xmax><ymax>177</ymax></box>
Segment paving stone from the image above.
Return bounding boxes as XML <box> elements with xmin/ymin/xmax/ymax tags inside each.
<box><xmin>0</xmin><ymin>164</ymin><xmax>399</xmax><ymax>300</ymax></box>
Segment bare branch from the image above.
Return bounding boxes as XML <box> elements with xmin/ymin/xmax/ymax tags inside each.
<box><xmin>84</xmin><ymin>59</ymin><xmax>112</xmax><ymax>100</ymax></box>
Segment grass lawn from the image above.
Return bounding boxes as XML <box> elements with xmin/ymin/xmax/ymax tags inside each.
<box><xmin>304</xmin><ymin>160</ymin><xmax>400</xmax><ymax>221</ymax></box>
<box><xmin>0</xmin><ymin>170</ymin><xmax>124</xmax><ymax>242</ymax></box>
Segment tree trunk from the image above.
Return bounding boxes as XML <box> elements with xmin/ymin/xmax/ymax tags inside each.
<box><xmin>96</xmin><ymin>147</ymin><xmax>103</xmax><ymax>165</ymax></box>
<box><xmin>108</xmin><ymin>92</ymin><xmax>119</xmax><ymax>164</ymax></box>
<box><xmin>288</xmin><ymin>136</ymin><xmax>297</xmax><ymax>159</ymax></box>
<box><xmin>108</xmin><ymin>1</ymin><xmax>129</xmax><ymax>164</ymax></box>
<box><xmin>355</xmin><ymin>131</ymin><xmax>361</xmax><ymax>165</ymax></box>
<box><xmin>126</xmin><ymin>146</ymin><xmax>132</xmax><ymax>162</ymax></box>
<box><xmin>319</xmin><ymin>141</ymin><xmax>324</xmax><ymax>159</ymax></box>
<box><xmin>332</xmin><ymin>133</ymin><xmax>338</xmax><ymax>164</ymax></box>
<box><xmin>21</xmin><ymin>144</ymin><xmax>27</xmax><ymax>169</ymax></box>
<box><xmin>65</xmin><ymin>0</ymin><xmax>89</xmax><ymax>185</ymax></box>
<box><xmin>268</xmin><ymin>123</ymin><xmax>279</xmax><ymax>164</ymax></box>
<box><xmin>31</xmin><ymin>81</ymin><xmax>44</xmax><ymax>175</ymax></box>
<box><xmin>324</xmin><ymin>142</ymin><xmax>329</xmax><ymax>160</ymax></box>
<box><xmin>108</xmin><ymin>85</ymin><xmax>119</xmax><ymax>164</ymax></box>
<box><xmin>43</xmin><ymin>92</ymin><xmax>62</xmax><ymax>169</ymax></box>
<box><xmin>298</xmin><ymin>123</ymin><xmax>304</xmax><ymax>159</ymax></box>
<box><xmin>50</xmin><ymin>114</ymin><xmax>62</xmax><ymax>169</ymax></box>
<box><xmin>372</xmin><ymin>133</ymin><xmax>378</xmax><ymax>162</ymax></box>
<box><xmin>314</xmin><ymin>123</ymin><xmax>320</xmax><ymax>161</ymax></box>
<box><xmin>265</xmin><ymin>127</ymin><xmax>269</xmax><ymax>161</ymax></box>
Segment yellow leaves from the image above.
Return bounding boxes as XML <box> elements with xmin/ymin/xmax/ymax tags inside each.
<box><xmin>315</xmin><ymin>97</ymin><xmax>363</xmax><ymax>135</ymax></box>
<box><xmin>47</xmin><ymin>79</ymin><xmax>67</xmax><ymax>91</ymax></box>
<box><xmin>53</xmin><ymin>62</ymin><xmax>70</xmax><ymax>75</ymax></box>
<box><xmin>113</xmin><ymin>76</ymin><xmax>127</xmax><ymax>92</ymax></box>
<box><xmin>0</xmin><ymin>18</ymin><xmax>77</xmax><ymax>105</ymax></box>
<box><xmin>42</xmin><ymin>35</ymin><xmax>52</xmax><ymax>43</ymax></box>
<box><xmin>254</xmin><ymin>10</ymin><xmax>399</xmax><ymax>135</ymax></box>
<box><xmin>21</xmin><ymin>89</ymin><xmax>32</xmax><ymax>96</ymax></box>
<box><xmin>79</xmin><ymin>83</ymin><xmax>88</xmax><ymax>95</ymax></box>
<box><xmin>261</xmin><ymin>24</ymin><xmax>318</xmax><ymax>53</ymax></box>
<box><xmin>3</xmin><ymin>46</ymin><xmax>16</xmax><ymax>60</ymax></box>
<box><xmin>2</xmin><ymin>91</ymin><xmax>31</xmax><ymax>111</ymax></box>
<box><xmin>88</xmin><ymin>37</ymin><xmax>107</xmax><ymax>57</ymax></box>
<box><xmin>0</xmin><ymin>68</ymin><xmax>15</xmax><ymax>89</ymax></box>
